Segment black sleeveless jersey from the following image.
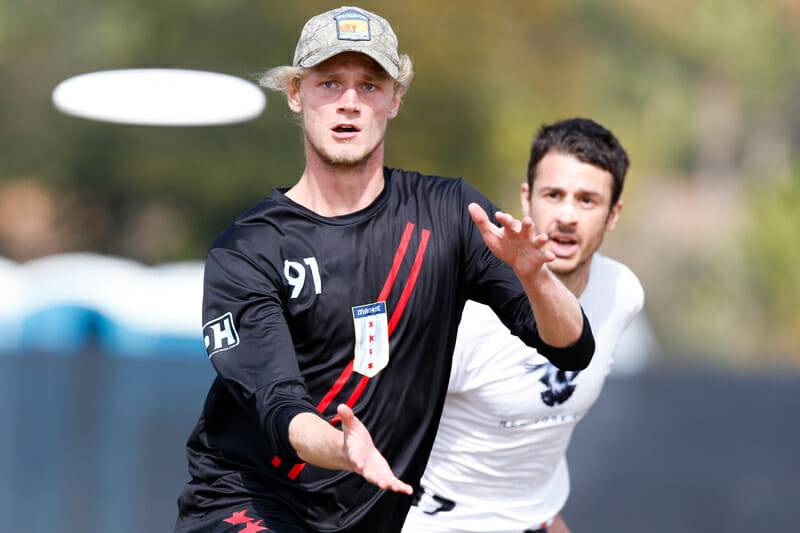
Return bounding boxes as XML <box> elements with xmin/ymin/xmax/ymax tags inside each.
<box><xmin>176</xmin><ymin>167</ymin><xmax>594</xmax><ymax>532</ymax></box>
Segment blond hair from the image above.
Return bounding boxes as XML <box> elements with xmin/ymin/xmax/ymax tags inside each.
<box><xmin>258</xmin><ymin>54</ymin><xmax>414</xmax><ymax>98</ymax></box>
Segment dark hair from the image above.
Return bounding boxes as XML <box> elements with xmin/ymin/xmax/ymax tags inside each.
<box><xmin>527</xmin><ymin>118</ymin><xmax>630</xmax><ymax>208</ymax></box>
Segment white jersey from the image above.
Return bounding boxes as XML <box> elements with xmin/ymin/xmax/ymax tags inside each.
<box><xmin>403</xmin><ymin>253</ymin><xmax>644</xmax><ymax>533</ymax></box>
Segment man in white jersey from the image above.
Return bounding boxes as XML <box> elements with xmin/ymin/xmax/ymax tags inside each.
<box><xmin>403</xmin><ymin>118</ymin><xmax>644</xmax><ymax>533</ymax></box>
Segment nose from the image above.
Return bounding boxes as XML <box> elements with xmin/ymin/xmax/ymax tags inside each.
<box><xmin>338</xmin><ymin>86</ymin><xmax>360</xmax><ymax>113</ymax></box>
<box><xmin>556</xmin><ymin>201</ymin><xmax>578</xmax><ymax>225</ymax></box>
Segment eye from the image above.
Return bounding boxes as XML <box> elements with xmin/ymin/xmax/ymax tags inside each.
<box><xmin>322</xmin><ymin>81</ymin><xmax>337</xmax><ymax>89</ymax></box>
<box><xmin>362</xmin><ymin>82</ymin><xmax>376</xmax><ymax>91</ymax></box>
<box><xmin>579</xmin><ymin>195</ymin><xmax>597</xmax><ymax>207</ymax></box>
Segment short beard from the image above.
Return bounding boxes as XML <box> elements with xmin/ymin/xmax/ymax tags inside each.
<box><xmin>307</xmin><ymin>137</ymin><xmax>382</xmax><ymax>171</ymax></box>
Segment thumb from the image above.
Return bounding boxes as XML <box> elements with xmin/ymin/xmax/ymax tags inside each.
<box><xmin>338</xmin><ymin>404</ymin><xmax>356</xmax><ymax>429</ymax></box>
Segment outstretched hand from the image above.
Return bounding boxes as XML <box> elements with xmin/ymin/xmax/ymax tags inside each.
<box><xmin>338</xmin><ymin>404</ymin><xmax>413</xmax><ymax>495</ymax></box>
<box><xmin>468</xmin><ymin>202</ymin><xmax>554</xmax><ymax>279</ymax></box>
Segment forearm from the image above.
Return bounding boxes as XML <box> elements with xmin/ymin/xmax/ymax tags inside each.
<box><xmin>549</xmin><ymin>513</ymin><xmax>571</xmax><ymax>533</ymax></box>
<box><xmin>287</xmin><ymin>405</ymin><xmax>414</xmax><ymax>494</ymax></box>
<box><xmin>288</xmin><ymin>411</ymin><xmax>351</xmax><ymax>471</ymax></box>
<box><xmin>519</xmin><ymin>266</ymin><xmax>584</xmax><ymax>347</ymax></box>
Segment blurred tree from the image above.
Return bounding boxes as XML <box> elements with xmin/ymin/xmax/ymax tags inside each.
<box><xmin>745</xmin><ymin>169</ymin><xmax>800</xmax><ymax>361</ymax></box>
<box><xmin>2</xmin><ymin>0</ymin><xmax>800</xmax><ymax>364</ymax></box>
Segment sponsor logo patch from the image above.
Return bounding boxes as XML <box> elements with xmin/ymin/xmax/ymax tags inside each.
<box><xmin>203</xmin><ymin>311</ymin><xmax>239</xmax><ymax>356</ymax></box>
<box><xmin>352</xmin><ymin>301</ymin><xmax>389</xmax><ymax>377</ymax></box>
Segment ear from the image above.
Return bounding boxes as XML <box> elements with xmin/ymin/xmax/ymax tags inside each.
<box><xmin>286</xmin><ymin>82</ymin><xmax>303</xmax><ymax>114</ymax></box>
<box><xmin>387</xmin><ymin>87</ymin><xmax>404</xmax><ymax>120</ymax></box>
<box><xmin>605</xmin><ymin>200</ymin><xmax>623</xmax><ymax>232</ymax></box>
<box><xmin>520</xmin><ymin>182</ymin><xmax>531</xmax><ymax>218</ymax></box>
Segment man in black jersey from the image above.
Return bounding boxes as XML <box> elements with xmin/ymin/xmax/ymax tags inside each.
<box><xmin>175</xmin><ymin>6</ymin><xmax>594</xmax><ymax>533</ymax></box>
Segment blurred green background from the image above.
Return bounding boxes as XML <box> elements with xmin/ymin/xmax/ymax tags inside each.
<box><xmin>2</xmin><ymin>0</ymin><xmax>799</xmax><ymax>369</ymax></box>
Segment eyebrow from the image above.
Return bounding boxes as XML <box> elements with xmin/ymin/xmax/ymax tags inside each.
<box><xmin>312</xmin><ymin>65</ymin><xmax>388</xmax><ymax>82</ymax></box>
<box><xmin>538</xmin><ymin>185</ymin><xmax>605</xmax><ymax>198</ymax></box>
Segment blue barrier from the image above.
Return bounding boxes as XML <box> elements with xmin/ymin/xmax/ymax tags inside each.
<box><xmin>20</xmin><ymin>305</ymin><xmax>98</xmax><ymax>355</ymax></box>
<box><xmin>1</xmin><ymin>253</ymin><xmax>205</xmax><ymax>358</ymax></box>
<box><xmin>97</xmin><ymin>314</ymin><xmax>206</xmax><ymax>359</ymax></box>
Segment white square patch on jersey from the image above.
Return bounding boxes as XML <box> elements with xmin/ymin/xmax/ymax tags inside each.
<box><xmin>352</xmin><ymin>302</ymin><xmax>389</xmax><ymax>377</ymax></box>
<box><xmin>203</xmin><ymin>311</ymin><xmax>239</xmax><ymax>357</ymax></box>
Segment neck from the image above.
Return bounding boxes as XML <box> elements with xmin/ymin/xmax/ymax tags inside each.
<box><xmin>286</xmin><ymin>147</ymin><xmax>386</xmax><ymax>217</ymax></box>
<box><xmin>554</xmin><ymin>261</ymin><xmax>591</xmax><ymax>297</ymax></box>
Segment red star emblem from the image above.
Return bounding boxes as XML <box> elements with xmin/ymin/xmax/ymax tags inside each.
<box><xmin>368</xmin><ymin>362</ymin><xmax>374</xmax><ymax>369</ymax></box>
<box><xmin>368</xmin><ymin>321</ymin><xmax>374</xmax><ymax>328</ymax></box>
<box><xmin>240</xmin><ymin>519</ymin><xmax>268</xmax><ymax>532</ymax></box>
<box><xmin>224</xmin><ymin>510</ymin><xmax>253</xmax><ymax>525</ymax></box>
<box><xmin>369</xmin><ymin>335</ymin><xmax>374</xmax><ymax>342</ymax></box>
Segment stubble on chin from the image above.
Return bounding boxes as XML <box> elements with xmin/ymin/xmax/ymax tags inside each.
<box><xmin>307</xmin><ymin>135</ymin><xmax>382</xmax><ymax>170</ymax></box>
<box><xmin>316</xmin><ymin>149</ymin><xmax>368</xmax><ymax>169</ymax></box>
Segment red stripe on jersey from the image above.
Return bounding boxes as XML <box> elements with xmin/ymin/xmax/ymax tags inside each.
<box><xmin>316</xmin><ymin>361</ymin><xmax>355</xmax><ymax>413</ymax></box>
<box><xmin>273</xmin><ymin>362</ymin><xmax>356</xmax><ymax>469</ymax></box>
<box><xmin>346</xmin><ymin>375</ymin><xmax>370</xmax><ymax>407</ymax></box>
<box><xmin>388</xmin><ymin>229</ymin><xmax>430</xmax><ymax>335</ymax></box>
<box><xmin>327</xmin><ymin>230</ymin><xmax>430</xmax><ymax>425</ymax></box>
<box><xmin>379</xmin><ymin>222</ymin><xmax>415</xmax><ymax>302</ymax></box>
<box><xmin>315</xmin><ymin>221</ymin><xmax>413</xmax><ymax>414</ymax></box>
<box><xmin>277</xmin><ymin>222</ymin><xmax>428</xmax><ymax>479</ymax></box>
<box><xmin>289</xmin><ymin>375</ymin><xmax>370</xmax><ymax>479</ymax></box>
<box><xmin>326</xmin><ymin>375</ymin><xmax>370</xmax><ymax>427</ymax></box>
<box><xmin>287</xmin><ymin>462</ymin><xmax>305</xmax><ymax>480</ymax></box>
<box><xmin>313</xmin><ymin>222</ymin><xmax>414</xmax><ymax>415</ymax></box>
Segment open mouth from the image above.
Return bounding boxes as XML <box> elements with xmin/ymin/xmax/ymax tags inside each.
<box><xmin>551</xmin><ymin>236</ymin><xmax>577</xmax><ymax>245</ymax></box>
<box><xmin>548</xmin><ymin>234</ymin><xmax>578</xmax><ymax>257</ymax></box>
<box><xmin>333</xmin><ymin>124</ymin><xmax>359</xmax><ymax>133</ymax></box>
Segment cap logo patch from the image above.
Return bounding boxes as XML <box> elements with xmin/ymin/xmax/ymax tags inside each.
<box><xmin>334</xmin><ymin>9</ymin><xmax>371</xmax><ymax>41</ymax></box>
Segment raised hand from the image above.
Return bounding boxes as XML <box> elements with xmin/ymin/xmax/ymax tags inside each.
<box><xmin>338</xmin><ymin>404</ymin><xmax>414</xmax><ymax>495</ymax></box>
<box><xmin>468</xmin><ymin>202</ymin><xmax>554</xmax><ymax>280</ymax></box>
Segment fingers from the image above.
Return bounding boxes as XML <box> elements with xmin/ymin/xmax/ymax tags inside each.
<box><xmin>337</xmin><ymin>404</ymin><xmax>414</xmax><ymax>495</ymax></box>
<box><xmin>472</xmin><ymin>203</ymin><xmax>534</xmax><ymax>238</ymax></box>
<box><xmin>497</xmin><ymin>212</ymin><xmax>538</xmax><ymax>238</ymax></box>
<box><xmin>495</xmin><ymin>211</ymin><xmax>522</xmax><ymax>233</ymax></box>
<box><xmin>373</xmin><ymin>473</ymin><xmax>413</xmax><ymax>494</ymax></box>
<box><xmin>467</xmin><ymin>202</ymin><xmax>490</xmax><ymax>228</ymax></box>
<box><xmin>470</xmin><ymin>203</ymin><xmax>527</xmax><ymax>242</ymax></box>
<box><xmin>493</xmin><ymin>209</ymin><xmax>550</xmax><ymax>251</ymax></box>
<box><xmin>520</xmin><ymin>216</ymin><xmax>534</xmax><ymax>238</ymax></box>
<box><xmin>391</xmin><ymin>478</ymin><xmax>414</xmax><ymax>495</ymax></box>
<box><xmin>377</xmin><ymin>473</ymin><xmax>414</xmax><ymax>494</ymax></box>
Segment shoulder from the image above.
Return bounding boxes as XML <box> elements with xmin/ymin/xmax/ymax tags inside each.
<box><xmin>206</xmin><ymin>193</ymin><xmax>299</xmax><ymax>278</ymax></box>
<box><xmin>455</xmin><ymin>300</ymin><xmax>517</xmax><ymax>360</ymax></box>
<box><xmin>585</xmin><ymin>253</ymin><xmax>644</xmax><ymax>314</ymax></box>
<box><xmin>210</xmin><ymin>192</ymin><xmax>293</xmax><ymax>250</ymax></box>
<box><xmin>459</xmin><ymin>299</ymin><xmax>506</xmax><ymax>331</ymax></box>
<box><xmin>386</xmin><ymin>167</ymin><xmax>481</xmax><ymax>200</ymax></box>
<box><xmin>450</xmin><ymin>300</ymin><xmax>521</xmax><ymax>389</ymax></box>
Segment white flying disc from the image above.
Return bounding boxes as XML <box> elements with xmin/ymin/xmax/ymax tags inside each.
<box><xmin>52</xmin><ymin>68</ymin><xmax>266</xmax><ymax>126</ymax></box>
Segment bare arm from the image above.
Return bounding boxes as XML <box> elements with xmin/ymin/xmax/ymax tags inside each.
<box><xmin>288</xmin><ymin>405</ymin><xmax>413</xmax><ymax>494</ymax></box>
<box><xmin>468</xmin><ymin>203</ymin><xmax>583</xmax><ymax>347</ymax></box>
<box><xmin>549</xmin><ymin>514</ymin><xmax>571</xmax><ymax>533</ymax></box>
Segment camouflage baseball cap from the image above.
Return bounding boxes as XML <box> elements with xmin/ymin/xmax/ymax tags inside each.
<box><xmin>292</xmin><ymin>6</ymin><xmax>400</xmax><ymax>79</ymax></box>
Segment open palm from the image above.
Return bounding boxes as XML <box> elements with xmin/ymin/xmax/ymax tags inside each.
<box><xmin>338</xmin><ymin>404</ymin><xmax>413</xmax><ymax>495</ymax></box>
<box><xmin>468</xmin><ymin>203</ymin><xmax>554</xmax><ymax>279</ymax></box>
